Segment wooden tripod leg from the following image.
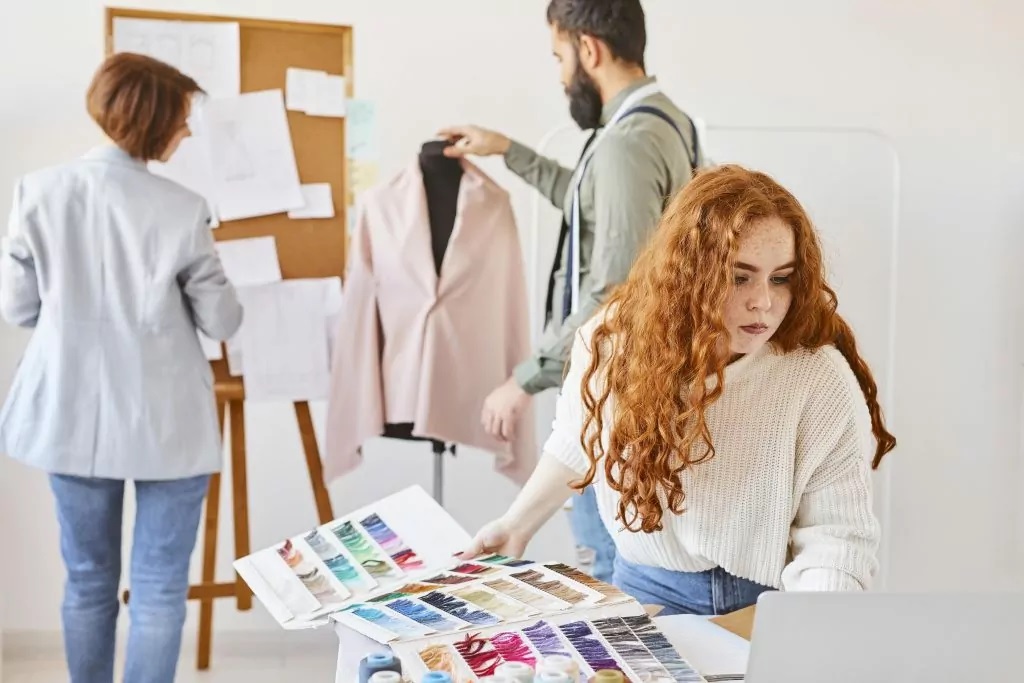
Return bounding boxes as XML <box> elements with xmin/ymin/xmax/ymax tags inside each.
<box><xmin>230</xmin><ymin>399</ymin><xmax>252</xmax><ymax>610</ymax></box>
<box><xmin>196</xmin><ymin>400</ymin><xmax>227</xmax><ymax>671</ymax></box>
<box><xmin>294</xmin><ymin>401</ymin><xmax>334</xmax><ymax>523</ymax></box>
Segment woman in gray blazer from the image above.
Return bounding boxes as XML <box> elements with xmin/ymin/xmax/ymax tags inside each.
<box><xmin>0</xmin><ymin>53</ymin><xmax>242</xmax><ymax>683</ymax></box>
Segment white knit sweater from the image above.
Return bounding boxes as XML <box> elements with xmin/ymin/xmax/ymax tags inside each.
<box><xmin>545</xmin><ymin>315</ymin><xmax>880</xmax><ymax>592</ymax></box>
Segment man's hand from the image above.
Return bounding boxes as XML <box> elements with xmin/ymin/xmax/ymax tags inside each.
<box><xmin>437</xmin><ymin>125</ymin><xmax>512</xmax><ymax>158</ymax></box>
<box><xmin>481</xmin><ymin>376</ymin><xmax>531</xmax><ymax>442</ymax></box>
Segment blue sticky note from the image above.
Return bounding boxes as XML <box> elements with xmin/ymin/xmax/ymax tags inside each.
<box><xmin>346</xmin><ymin>99</ymin><xmax>377</xmax><ymax>161</ymax></box>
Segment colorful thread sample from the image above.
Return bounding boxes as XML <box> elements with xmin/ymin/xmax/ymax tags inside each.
<box><xmin>359</xmin><ymin>513</ymin><xmax>425</xmax><ymax>571</ymax></box>
<box><xmin>386</xmin><ymin>598</ymin><xmax>465</xmax><ymax>632</ymax></box>
<box><xmin>522</xmin><ymin>620</ymin><xmax>572</xmax><ymax>658</ymax></box>
<box><xmin>489</xmin><ymin>631</ymin><xmax>538</xmax><ymax>668</ymax></box>
<box><xmin>303</xmin><ymin>529</ymin><xmax>367</xmax><ymax>591</ymax></box>
<box><xmin>484</xmin><ymin>578</ymin><xmax>570</xmax><ymax>612</ymax></box>
<box><xmin>420</xmin><ymin>591</ymin><xmax>501</xmax><ymax>627</ymax></box>
<box><xmin>451</xmin><ymin>587</ymin><xmax>536</xmax><ymax>621</ymax></box>
<box><xmin>545</xmin><ymin>562</ymin><xmax>630</xmax><ymax>604</ymax></box>
<box><xmin>623</xmin><ymin>615</ymin><xmax>705</xmax><ymax>682</ymax></box>
<box><xmin>419</xmin><ymin>644</ymin><xmax>466</xmax><ymax>683</ymax></box>
<box><xmin>449</xmin><ymin>562</ymin><xmax>500</xmax><ymax>576</ymax></box>
<box><xmin>422</xmin><ymin>572</ymin><xmax>478</xmax><ymax>586</ymax></box>
<box><xmin>331</xmin><ymin>521</ymin><xmax>401</xmax><ymax>579</ymax></box>
<box><xmin>368</xmin><ymin>583</ymin><xmax>438</xmax><ymax>603</ymax></box>
<box><xmin>276</xmin><ymin>540</ymin><xmax>344</xmax><ymax>603</ymax></box>
<box><xmin>511</xmin><ymin>569</ymin><xmax>589</xmax><ymax>605</ymax></box>
<box><xmin>559</xmin><ymin>621</ymin><xmax>622</xmax><ymax>673</ymax></box>
<box><xmin>593</xmin><ymin>617</ymin><xmax>674</xmax><ymax>682</ymax></box>
<box><xmin>347</xmin><ymin>605</ymin><xmax>427</xmax><ymax>639</ymax></box>
<box><xmin>454</xmin><ymin>633</ymin><xmax>505</xmax><ymax>677</ymax></box>
<box><xmin>478</xmin><ymin>554</ymin><xmax>535</xmax><ymax>568</ymax></box>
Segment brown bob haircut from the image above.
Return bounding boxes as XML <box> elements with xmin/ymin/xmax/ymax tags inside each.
<box><xmin>86</xmin><ymin>52</ymin><xmax>203</xmax><ymax>161</ymax></box>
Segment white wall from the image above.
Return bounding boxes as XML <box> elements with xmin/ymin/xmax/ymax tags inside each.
<box><xmin>2</xmin><ymin>0</ymin><xmax>1023</xmax><ymax>643</ymax></box>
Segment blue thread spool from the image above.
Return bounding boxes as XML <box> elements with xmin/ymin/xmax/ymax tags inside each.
<box><xmin>423</xmin><ymin>673</ymin><xmax>454</xmax><ymax>683</ymax></box>
<box><xmin>369</xmin><ymin>674</ymin><xmax>402</xmax><ymax>683</ymax></box>
<box><xmin>358</xmin><ymin>653</ymin><xmax>402</xmax><ymax>683</ymax></box>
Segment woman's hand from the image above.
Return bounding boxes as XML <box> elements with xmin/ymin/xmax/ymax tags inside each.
<box><xmin>458</xmin><ymin>518</ymin><xmax>528</xmax><ymax>559</ymax></box>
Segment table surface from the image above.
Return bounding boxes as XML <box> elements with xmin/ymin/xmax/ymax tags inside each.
<box><xmin>333</xmin><ymin>614</ymin><xmax>750</xmax><ymax>682</ymax></box>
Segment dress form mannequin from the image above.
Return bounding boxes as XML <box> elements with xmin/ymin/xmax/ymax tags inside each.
<box><xmin>418</xmin><ymin>139</ymin><xmax>463</xmax><ymax>274</ymax></box>
<box><xmin>381</xmin><ymin>141</ymin><xmax>463</xmax><ymax>502</ymax></box>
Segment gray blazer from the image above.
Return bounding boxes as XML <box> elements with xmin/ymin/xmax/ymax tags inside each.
<box><xmin>0</xmin><ymin>145</ymin><xmax>243</xmax><ymax>480</ymax></box>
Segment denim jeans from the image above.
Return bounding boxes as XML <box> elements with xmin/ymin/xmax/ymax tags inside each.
<box><xmin>49</xmin><ymin>473</ymin><xmax>210</xmax><ymax>683</ymax></box>
<box><xmin>613</xmin><ymin>556</ymin><xmax>773</xmax><ymax>616</ymax></box>
<box><xmin>568</xmin><ymin>485</ymin><xmax>618</xmax><ymax>583</ymax></box>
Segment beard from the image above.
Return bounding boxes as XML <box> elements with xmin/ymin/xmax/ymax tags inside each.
<box><xmin>566</xmin><ymin>57</ymin><xmax>603</xmax><ymax>130</ymax></box>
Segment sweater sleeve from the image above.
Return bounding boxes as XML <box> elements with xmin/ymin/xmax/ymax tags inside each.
<box><xmin>781</xmin><ymin>349</ymin><xmax>880</xmax><ymax>592</ymax></box>
<box><xmin>541</xmin><ymin>316</ymin><xmax>601</xmax><ymax>476</ymax></box>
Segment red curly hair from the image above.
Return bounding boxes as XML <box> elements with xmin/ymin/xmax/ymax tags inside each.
<box><xmin>577</xmin><ymin>164</ymin><xmax>896</xmax><ymax>533</ymax></box>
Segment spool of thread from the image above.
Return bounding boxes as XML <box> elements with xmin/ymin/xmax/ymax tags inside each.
<box><xmin>535</xmin><ymin>671</ymin><xmax>572</xmax><ymax>683</ymax></box>
<box><xmin>590</xmin><ymin>671</ymin><xmax>625</xmax><ymax>683</ymax></box>
<box><xmin>423</xmin><ymin>673</ymin><xmax>454</xmax><ymax>683</ymax></box>
<box><xmin>479</xmin><ymin>676</ymin><xmax>511</xmax><ymax>683</ymax></box>
<box><xmin>496</xmin><ymin>661</ymin><xmax>535</xmax><ymax>683</ymax></box>
<box><xmin>358</xmin><ymin>653</ymin><xmax>402</xmax><ymax>683</ymax></box>
<box><xmin>538</xmin><ymin>655</ymin><xmax>580</xmax><ymax>681</ymax></box>
<box><xmin>369</xmin><ymin>673</ymin><xmax>402</xmax><ymax>683</ymax></box>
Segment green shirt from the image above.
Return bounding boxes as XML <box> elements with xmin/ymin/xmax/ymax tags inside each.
<box><xmin>504</xmin><ymin>77</ymin><xmax>699</xmax><ymax>394</ymax></box>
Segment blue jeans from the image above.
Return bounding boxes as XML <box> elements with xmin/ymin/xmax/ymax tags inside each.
<box><xmin>50</xmin><ymin>473</ymin><xmax>210</xmax><ymax>683</ymax></box>
<box><xmin>568</xmin><ymin>485</ymin><xmax>617</xmax><ymax>583</ymax></box>
<box><xmin>613</xmin><ymin>556</ymin><xmax>773</xmax><ymax>616</ymax></box>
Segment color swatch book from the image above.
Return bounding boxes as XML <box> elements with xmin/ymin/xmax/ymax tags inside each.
<box><xmin>390</xmin><ymin>612</ymin><xmax>706</xmax><ymax>683</ymax></box>
<box><xmin>233</xmin><ymin>485</ymin><xmax>475</xmax><ymax>629</ymax></box>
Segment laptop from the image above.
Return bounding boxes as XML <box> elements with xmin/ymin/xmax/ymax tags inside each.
<box><xmin>745</xmin><ymin>591</ymin><xmax>1023</xmax><ymax>682</ymax></box>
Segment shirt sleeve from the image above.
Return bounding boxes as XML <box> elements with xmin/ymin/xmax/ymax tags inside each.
<box><xmin>781</xmin><ymin>351</ymin><xmax>881</xmax><ymax>592</ymax></box>
<box><xmin>504</xmin><ymin>140</ymin><xmax>575</xmax><ymax>212</ymax></box>
<box><xmin>514</xmin><ymin>131</ymin><xmax>668</xmax><ymax>395</ymax></box>
<box><xmin>177</xmin><ymin>202</ymin><xmax>244</xmax><ymax>341</ymax></box>
<box><xmin>0</xmin><ymin>180</ymin><xmax>42</xmax><ymax>328</ymax></box>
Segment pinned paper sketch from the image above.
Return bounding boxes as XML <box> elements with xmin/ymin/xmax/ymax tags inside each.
<box><xmin>203</xmin><ymin>89</ymin><xmax>304</xmax><ymax>221</ymax></box>
<box><xmin>236</xmin><ymin>279</ymin><xmax>334</xmax><ymax>402</ymax></box>
<box><xmin>112</xmin><ymin>18</ymin><xmax>240</xmax><ymax>98</ymax></box>
<box><xmin>288</xmin><ymin>183</ymin><xmax>336</xmax><ymax>219</ymax></box>
<box><xmin>214</xmin><ymin>236</ymin><xmax>282</xmax><ymax>287</ymax></box>
<box><xmin>287</xmin><ymin>67</ymin><xmax>347</xmax><ymax>117</ymax></box>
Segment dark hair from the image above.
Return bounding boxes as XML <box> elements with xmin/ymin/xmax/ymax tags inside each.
<box><xmin>546</xmin><ymin>0</ymin><xmax>646</xmax><ymax>69</ymax></box>
<box><xmin>86</xmin><ymin>52</ymin><xmax>202</xmax><ymax>161</ymax></box>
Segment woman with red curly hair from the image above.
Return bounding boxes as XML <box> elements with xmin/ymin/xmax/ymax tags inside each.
<box><xmin>463</xmin><ymin>164</ymin><xmax>896</xmax><ymax>615</ymax></box>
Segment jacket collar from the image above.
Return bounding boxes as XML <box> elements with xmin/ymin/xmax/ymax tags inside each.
<box><xmin>83</xmin><ymin>144</ymin><xmax>147</xmax><ymax>169</ymax></box>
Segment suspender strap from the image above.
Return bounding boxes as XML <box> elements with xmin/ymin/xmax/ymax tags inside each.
<box><xmin>621</xmin><ymin>105</ymin><xmax>699</xmax><ymax>172</ymax></box>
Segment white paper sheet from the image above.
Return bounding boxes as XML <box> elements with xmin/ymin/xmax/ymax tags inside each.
<box><xmin>324</xmin><ymin>277</ymin><xmax>343</xmax><ymax>364</ymax></box>
<box><xmin>203</xmin><ymin>89</ymin><xmax>304</xmax><ymax>221</ymax></box>
<box><xmin>311</xmin><ymin>74</ymin><xmax>347</xmax><ymax>117</ymax></box>
<box><xmin>345</xmin><ymin>99</ymin><xmax>377</xmax><ymax>161</ymax></box>
<box><xmin>288</xmin><ymin>183</ymin><xmax>336</xmax><ymax>219</ymax></box>
<box><xmin>237</xmin><ymin>280</ymin><xmax>333</xmax><ymax>402</ymax></box>
<box><xmin>198</xmin><ymin>331</ymin><xmax>223</xmax><ymax>360</ymax></box>
<box><xmin>285</xmin><ymin>67</ymin><xmax>321</xmax><ymax>112</ymax></box>
<box><xmin>214</xmin><ymin>236</ymin><xmax>282</xmax><ymax>287</ymax></box>
<box><xmin>111</xmin><ymin>18</ymin><xmax>240</xmax><ymax>99</ymax></box>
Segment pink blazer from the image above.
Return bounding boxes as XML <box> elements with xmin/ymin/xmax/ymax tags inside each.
<box><xmin>324</xmin><ymin>159</ymin><xmax>537</xmax><ymax>484</ymax></box>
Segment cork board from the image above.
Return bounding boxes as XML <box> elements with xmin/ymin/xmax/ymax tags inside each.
<box><xmin>104</xmin><ymin>8</ymin><xmax>353</xmax><ymax>385</ymax></box>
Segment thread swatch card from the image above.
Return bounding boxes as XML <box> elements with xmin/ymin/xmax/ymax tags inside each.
<box><xmin>233</xmin><ymin>485</ymin><xmax>472</xmax><ymax>627</ymax></box>
<box><xmin>392</xmin><ymin>613</ymin><xmax>706</xmax><ymax>683</ymax></box>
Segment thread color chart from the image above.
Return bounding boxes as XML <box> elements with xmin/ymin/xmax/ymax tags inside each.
<box><xmin>392</xmin><ymin>613</ymin><xmax>706</xmax><ymax>683</ymax></box>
